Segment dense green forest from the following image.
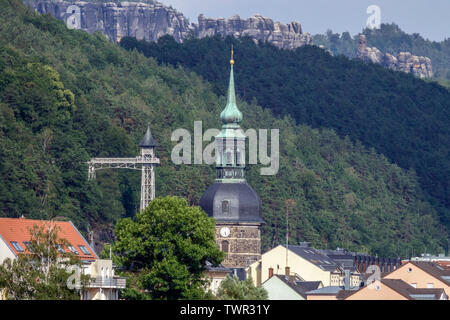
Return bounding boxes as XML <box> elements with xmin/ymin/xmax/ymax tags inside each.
<box><xmin>119</xmin><ymin>34</ymin><xmax>450</xmax><ymax>233</ymax></box>
<box><xmin>313</xmin><ymin>23</ymin><xmax>450</xmax><ymax>80</ymax></box>
<box><xmin>0</xmin><ymin>0</ymin><xmax>447</xmax><ymax>257</ymax></box>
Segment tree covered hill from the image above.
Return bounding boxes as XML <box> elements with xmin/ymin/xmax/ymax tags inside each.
<box><xmin>119</xmin><ymin>34</ymin><xmax>450</xmax><ymax>232</ymax></box>
<box><xmin>0</xmin><ymin>0</ymin><xmax>447</xmax><ymax>257</ymax></box>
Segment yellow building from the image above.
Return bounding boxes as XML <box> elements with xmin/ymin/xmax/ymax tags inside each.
<box><xmin>247</xmin><ymin>244</ymin><xmax>361</xmax><ymax>287</ymax></box>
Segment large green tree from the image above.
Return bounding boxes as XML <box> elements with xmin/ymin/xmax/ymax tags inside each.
<box><xmin>216</xmin><ymin>275</ymin><xmax>268</xmax><ymax>300</ymax></box>
<box><xmin>0</xmin><ymin>223</ymin><xmax>83</xmax><ymax>300</ymax></box>
<box><xmin>111</xmin><ymin>196</ymin><xmax>224</xmax><ymax>300</ymax></box>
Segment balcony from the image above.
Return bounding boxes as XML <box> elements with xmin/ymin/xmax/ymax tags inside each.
<box><xmin>82</xmin><ymin>276</ymin><xmax>126</xmax><ymax>289</ymax></box>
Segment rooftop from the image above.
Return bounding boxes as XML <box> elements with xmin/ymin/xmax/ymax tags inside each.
<box><xmin>0</xmin><ymin>217</ymin><xmax>97</xmax><ymax>261</ymax></box>
<box><xmin>282</xmin><ymin>245</ymin><xmax>339</xmax><ymax>272</ymax></box>
<box><xmin>270</xmin><ymin>275</ymin><xmax>322</xmax><ymax>299</ymax></box>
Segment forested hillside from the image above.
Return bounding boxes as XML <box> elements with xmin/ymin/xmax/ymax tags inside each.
<box><xmin>119</xmin><ymin>34</ymin><xmax>450</xmax><ymax>232</ymax></box>
<box><xmin>0</xmin><ymin>0</ymin><xmax>446</xmax><ymax>257</ymax></box>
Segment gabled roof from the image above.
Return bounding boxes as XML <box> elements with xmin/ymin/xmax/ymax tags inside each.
<box><xmin>282</xmin><ymin>245</ymin><xmax>339</xmax><ymax>271</ymax></box>
<box><xmin>268</xmin><ymin>275</ymin><xmax>322</xmax><ymax>299</ymax></box>
<box><xmin>0</xmin><ymin>217</ymin><xmax>97</xmax><ymax>261</ymax></box>
<box><xmin>393</xmin><ymin>261</ymin><xmax>450</xmax><ymax>285</ymax></box>
<box><xmin>382</xmin><ymin>279</ymin><xmax>446</xmax><ymax>300</ymax></box>
<box><xmin>338</xmin><ymin>279</ymin><xmax>447</xmax><ymax>300</ymax></box>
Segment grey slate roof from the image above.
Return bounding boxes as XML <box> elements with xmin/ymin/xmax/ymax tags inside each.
<box><xmin>205</xmin><ymin>261</ymin><xmax>232</xmax><ymax>273</ymax></box>
<box><xmin>306</xmin><ymin>286</ymin><xmax>358</xmax><ymax>295</ymax></box>
<box><xmin>267</xmin><ymin>275</ymin><xmax>322</xmax><ymax>299</ymax></box>
<box><xmin>139</xmin><ymin>125</ymin><xmax>158</xmax><ymax>147</ymax></box>
<box><xmin>282</xmin><ymin>245</ymin><xmax>339</xmax><ymax>271</ymax></box>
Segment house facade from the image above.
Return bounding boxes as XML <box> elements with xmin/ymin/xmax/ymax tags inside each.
<box><xmin>338</xmin><ymin>278</ymin><xmax>448</xmax><ymax>300</ymax></box>
<box><xmin>262</xmin><ymin>274</ymin><xmax>323</xmax><ymax>300</ymax></box>
<box><xmin>383</xmin><ymin>261</ymin><xmax>450</xmax><ymax>296</ymax></box>
<box><xmin>247</xmin><ymin>243</ymin><xmax>362</xmax><ymax>287</ymax></box>
<box><xmin>0</xmin><ymin>217</ymin><xmax>125</xmax><ymax>300</ymax></box>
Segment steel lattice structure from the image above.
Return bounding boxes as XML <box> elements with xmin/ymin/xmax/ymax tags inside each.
<box><xmin>87</xmin><ymin>126</ymin><xmax>159</xmax><ymax>211</ymax></box>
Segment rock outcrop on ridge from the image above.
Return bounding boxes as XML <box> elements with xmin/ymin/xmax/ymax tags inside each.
<box><xmin>30</xmin><ymin>0</ymin><xmax>312</xmax><ymax>49</ymax></box>
<box><xmin>357</xmin><ymin>35</ymin><xmax>433</xmax><ymax>78</ymax></box>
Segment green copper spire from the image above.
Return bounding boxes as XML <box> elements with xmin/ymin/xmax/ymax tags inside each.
<box><xmin>220</xmin><ymin>46</ymin><xmax>243</xmax><ymax>125</ymax></box>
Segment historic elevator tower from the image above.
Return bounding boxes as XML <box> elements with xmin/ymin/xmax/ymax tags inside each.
<box><xmin>200</xmin><ymin>49</ymin><xmax>264</xmax><ymax>269</ymax></box>
<box><xmin>87</xmin><ymin>126</ymin><xmax>159</xmax><ymax>211</ymax></box>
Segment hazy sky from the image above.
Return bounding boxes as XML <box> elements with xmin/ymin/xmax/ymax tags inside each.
<box><xmin>159</xmin><ymin>0</ymin><xmax>450</xmax><ymax>41</ymax></box>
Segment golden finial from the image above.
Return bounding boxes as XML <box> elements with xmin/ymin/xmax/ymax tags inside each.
<box><xmin>230</xmin><ymin>45</ymin><xmax>234</xmax><ymax>65</ymax></box>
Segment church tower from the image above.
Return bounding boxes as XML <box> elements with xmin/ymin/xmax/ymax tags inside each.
<box><xmin>200</xmin><ymin>48</ymin><xmax>264</xmax><ymax>269</ymax></box>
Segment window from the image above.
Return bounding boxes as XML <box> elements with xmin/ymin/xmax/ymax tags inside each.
<box><xmin>221</xmin><ymin>240</ymin><xmax>229</xmax><ymax>253</ymax></box>
<box><xmin>78</xmin><ymin>245</ymin><xmax>91</xmax><ymax>255</ymax></box>
<box><xmin>23</xmin><ymin>241</ymin><xmax>32</xmax><ymax>251</ymax></box>
<box><xmin>411</xmin><ymin>283</ymin><xmax>417</xmax><ymax>288</ymax></box>
<box><xmin>226</xmin><ymin>151</ymin><xmax>233</xmax><ymax>165</ymax></box>
<box><xmin>408</xmin><ymin>268</ymin><xmax>412</xmax><ymax>272</ymax></box>
<box><xmin>236</xmin><ymin>150</ymin><xmax>244</xmax><ymax>165</ymax></box>
<box><xmin>221</xmin><ymin>200</ymin><xmax>230</xmax><ymax>214</ymax></box>
<box><xmin>427</xmin><ymin>283</ymin><xmax>434</xmax><ymax>288</ymax></box>
<box><xmin>56</xmin><ymin>245</ymin><xmax>65</xmax><ymax>253</ymax></box>
<box><xmin>68</xmin><ymin>246</ymin><xmax>79</xmax><ymax>255</ymax></box>
<box><xmin>10</xmin><ymin>241</ymin><xmax>24</xmax><ymax>252</ymax></box>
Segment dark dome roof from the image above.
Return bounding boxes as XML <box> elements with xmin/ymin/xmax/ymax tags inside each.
<box><xmin>199</xmin><ymin>182</ymin><xmax>264</xmax><ymax>224</ymax></box>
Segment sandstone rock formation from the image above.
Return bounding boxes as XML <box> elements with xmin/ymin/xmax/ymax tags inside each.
<box><xmin>29</xmin><ymin>1</ymin><xmax>312</xmax><ymax>49</ymax></box>
<box><xmin>357</xmin><ymin>35</ymin><xmax>433</xmax><ymax>78</ymax></box>
<box><xmin>32</xmin><ymin>0</ymin><xmax>192</xmax><ymax>43</ymax></box>
<box><xmin>196</xmin><ymin>13</ymin><xmax>312</xmax><ymax>49</ymax></box>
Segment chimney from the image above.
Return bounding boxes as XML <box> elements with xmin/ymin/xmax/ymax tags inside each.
<box><xmin>285</xmin><ymin>266</ymin><xmax>290</xmax><ymax>276</ymax></box>
<box><xmin>268</xmin><ymin>267</ymin><xmax>274</xmax><ymax>279</ymax></box>
<box><xmin>344</xmin><ymin>270</ymin><xmax>350</xmax><ymax>290</ymax></box>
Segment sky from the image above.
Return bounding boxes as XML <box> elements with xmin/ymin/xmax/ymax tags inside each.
<box><xmin>158</xmin><ymin>0</ymin><xmax>450</xmax><ymax>42</ymax></box>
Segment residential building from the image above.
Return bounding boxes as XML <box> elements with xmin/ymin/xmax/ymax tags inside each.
<box><xmin>248</xmin><ymin>243</ymin><xmax>362</xmax><ymax>287</ymax></box>
<box><xmin>410</xmin><ymin>254</ymin><xmax>450</xmax><ymax>270</ymax></box>
<box><xmin>262</xmin><ymin>274</ymin><xmax>322</xmax><ymax>300</ymax></box>
<box><xmin>337</xmin><ymin>278</ymin><xmax>448</xmax><ymax>300</ymax></box>
<box><xmin>383</xmin><ymin>261</ymin><xmax>450</xmax><ymax>296</ymax></box>
<box><xmin>0</xmin><ymin>217</ymin><xmax>125</xmax><ymax>300</ymax></box>
<box><xmin>204</xmin><ymin>262</ymin><xmax>232</xmax><ymax>294</ymax></box>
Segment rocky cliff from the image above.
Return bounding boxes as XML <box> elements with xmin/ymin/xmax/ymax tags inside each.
<box><xmin>357</xmin><ymin>35</ymin><xmax>433</xmax><ymax>78</ymax></box>
<box><xmin>28</xmin><ymin>0</ymin><xmax>312</xmax><ymax>49</ymax></box>
<box><xmin>196</xmin><ymin>13</ymin><xmax>312</xmax><ymax>49</ymax></box>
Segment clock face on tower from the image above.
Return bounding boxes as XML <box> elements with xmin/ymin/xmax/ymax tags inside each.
<box><xmin>220</xmin><ymin>227</ymin><xmax>230</xmax><ymax>237</ymax></box>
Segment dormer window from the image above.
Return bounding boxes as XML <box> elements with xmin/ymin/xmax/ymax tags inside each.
<box><xmin>11</xmin><ymin>241</ymin><xmax>24</xmax><ymax>253</ymax></box>
<box><xmin>78</xmin><ymin>245</ymin><xmax>91</xmax><ymax>255</ymax></box>
<box><xmin>68</xmin><ymin>246</ymin><xmax>79</xmax><ymax>255</ymax></box>
<box><xmin>222</xmin><ymin>200</ymin><xmax>230</xmax><ymax>214</ymax></box>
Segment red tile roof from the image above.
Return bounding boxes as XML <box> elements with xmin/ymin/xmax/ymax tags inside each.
<box><xmin>0</xmin><ymin>217</ymin><xmax>97</xmax><ymax>261</ymax></box>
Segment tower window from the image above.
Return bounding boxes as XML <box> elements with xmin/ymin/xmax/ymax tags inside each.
<box><xmin>222</xmin><ymin>200</ymin><xmax>230</xmax><ymax>214</ymax></box>
<box><xmin>226</xmin><ymin>151</ymin><xmax>233</xmax><ymax>165</ymax></box>
<box><xmin>222</xmin><ymin>240</ymin><xmax>229</xmax><ymax>253</ymax></box>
